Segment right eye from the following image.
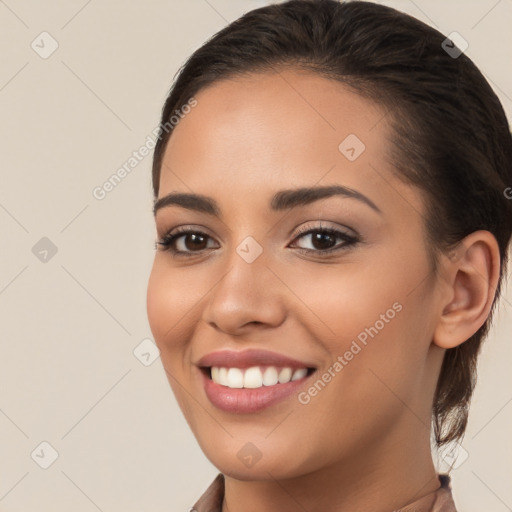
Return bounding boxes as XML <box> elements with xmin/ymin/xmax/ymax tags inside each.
<box><xmin>156</xmin><ymin>227</ymin><xmax>219</xmax><ymax>257</ymax></box>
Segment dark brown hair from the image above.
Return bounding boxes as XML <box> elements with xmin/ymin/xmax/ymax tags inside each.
<box><xmin>151</xmin><ymin>0</ymin><xmax>512</xmax><ymax>446</ymax></box>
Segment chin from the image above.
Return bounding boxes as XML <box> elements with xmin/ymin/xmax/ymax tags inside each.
<box><xmin>199</xmin><ymin>438</ymin><xmax>313</xmax><ymax>481</ymax></box>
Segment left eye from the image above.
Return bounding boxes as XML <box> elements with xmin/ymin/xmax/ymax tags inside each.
<box><xmin>290</xmin><ymin>227</ymin><xmax>358</xmax><ymax>253</ymax></box>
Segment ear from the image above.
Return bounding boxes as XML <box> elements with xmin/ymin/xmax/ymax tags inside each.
<box><xmin>433</xmin><ymin>230</ymin><xmax>501</xmax><ymax>349</ymax></box>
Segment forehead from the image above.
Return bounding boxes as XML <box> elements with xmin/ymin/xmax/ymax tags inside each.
<box><xmin>168</xmin><ymin>69</ymin><xmax>387</xmax><ymax>155</ymax></box>
<box><xmin>158</xmin><ymin>68</ymin><xmax>423</xmax><ymax>219</ymax></box>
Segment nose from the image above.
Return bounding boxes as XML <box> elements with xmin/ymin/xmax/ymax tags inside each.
<box><xmin>201</xmin><ymin>248</ymin><xmax>287</xmax><ymax>336</ymax></box>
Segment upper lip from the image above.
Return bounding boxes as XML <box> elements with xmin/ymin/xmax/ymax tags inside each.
<box><xmin>196</xmin><ymin>349</ymin><xmax>316</xmax><ymax>370</ymax></box>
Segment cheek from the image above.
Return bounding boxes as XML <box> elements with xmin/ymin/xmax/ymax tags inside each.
<box><xmin>146</xmin><ymin>259</ymin><xmax>202</xmax><ymax>354</ymax></box>
<box><xmin>146</xmin><ymin>263</ymin><xmax>172</xmax><ymax>344</ymax></box>
<box><xmin>146</xmin><ymin>260</ymin><xmax>203</xmax><ymax>415</ymax></box>
<box><xmin>285</xmin><ymin>247</ymin><xmax>433</xmax><ymax>386</ymax></box>
<box><xmin>283</xmin><ymin>258</ymin><xmax>404</xmax><ymax>344</ymax></box>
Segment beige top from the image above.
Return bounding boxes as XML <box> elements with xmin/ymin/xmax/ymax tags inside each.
<box><xmin>192</xmin><ymin>473</ymin><xmax>457</xmax><ymax>512</ymax></box>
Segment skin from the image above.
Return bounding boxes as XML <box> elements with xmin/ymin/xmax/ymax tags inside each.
<box><xmin>146</xmin><ymin>69</ymin><xmax>500</xmax><ymax>512</ymax></box>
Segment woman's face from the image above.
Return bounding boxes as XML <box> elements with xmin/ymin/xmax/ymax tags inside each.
<box><xmin>147</xmin><ymin>69</ymin><xmax>447</xmax><ymax>479</ymax></box>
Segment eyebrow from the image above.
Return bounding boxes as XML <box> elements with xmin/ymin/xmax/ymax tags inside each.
<box><xmin>152</xmin><ymin>185</ymin><xmax>382</xmax><ymax>217</ymax></box>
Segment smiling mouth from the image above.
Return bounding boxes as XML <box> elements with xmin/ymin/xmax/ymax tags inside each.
<box><xmin>201</xmin><ymin>366</ymin><xmax>316</xmax><ymax>389</ymax></box>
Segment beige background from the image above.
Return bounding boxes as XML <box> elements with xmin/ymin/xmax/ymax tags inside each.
<box><xmin>0</xmin><ymin>0</ymin><xmax>511</xmax><ymax>510</ymax></box>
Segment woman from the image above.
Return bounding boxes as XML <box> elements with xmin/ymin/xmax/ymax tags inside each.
<box><xmin>146</xmin><ymin>1</ymin><xmax>512</xmax><ymax>510</ymax></box>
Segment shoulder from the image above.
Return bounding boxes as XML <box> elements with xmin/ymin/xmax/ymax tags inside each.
<box><xmin>191</xmin><ymin>473</ymin><xmax>225</xmax><ymax>512</ymax></box>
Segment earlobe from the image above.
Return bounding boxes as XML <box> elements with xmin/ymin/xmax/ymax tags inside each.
<box><xmin>433</xmin><ymin>230</ymin><xmax>501</xmax><ymax>349</ymax></box>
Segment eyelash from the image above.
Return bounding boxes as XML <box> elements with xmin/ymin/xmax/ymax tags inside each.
<box><xmin>155</xmin><ymin>223</ymin><xmax>359</xmax><ymax>258</ymax></box>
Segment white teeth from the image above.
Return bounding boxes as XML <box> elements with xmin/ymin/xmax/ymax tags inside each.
<box><xmin>278</xmin><ymin>367</ymin><xmax>292</xmax><ymax>383</ymax></box>
<box><xmin>218</xmin><ymin>367</ymin><xmax>228</xmax><ymax>386</ymax></box>
<box><xmin>262</xmin><ymin>366</ymin><xmax>278</xmax><ymax>386</ymax></box>
<box><xmin>226</xmin><ymin>368</ymin><xmax>244</xmax><ymax>388</ymax></box>
<box><xmin>210</xmin><ymin>366</ymin><xmax>310</xmax><ymax>389</ymax></box>
<box><xmin>291</xmin><ymin>368</ymin><xmax>308</xmax><ymax>381</ymax></box>
<box><xmin>243</xmin><ymin>366</ymin><xmax>263</xmax><ymax>388</ymax></box>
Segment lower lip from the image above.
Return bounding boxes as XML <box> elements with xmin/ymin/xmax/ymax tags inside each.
<box><xmin>200</xmin><ymin>369</ymin><xmax>314</xmax><ymax>414</ymax></box>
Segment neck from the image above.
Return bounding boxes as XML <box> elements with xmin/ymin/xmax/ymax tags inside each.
<box><xmin>221</xmin><ymin>424</ymin><xmax>440</xmax><ymax>512</ymax></box>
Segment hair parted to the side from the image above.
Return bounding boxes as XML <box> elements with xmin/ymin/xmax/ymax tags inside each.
<box><xmin>151</xmin><ymin>0</ymin><xmax>512</xmax><ymax>447</ymax></box>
